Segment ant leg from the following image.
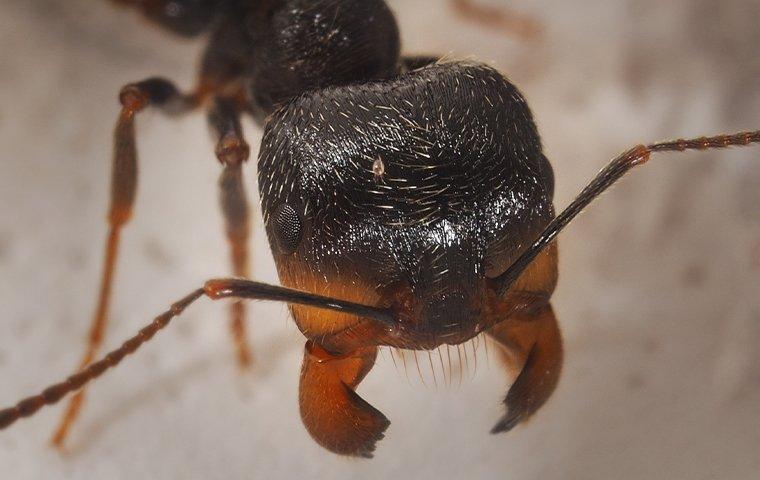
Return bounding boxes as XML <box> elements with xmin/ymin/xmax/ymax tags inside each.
<box><xmin>487</xmin><ymin>303</ymin><xmax>562</xmax><ymax>433</ymax></box>
<box><xmin>208</xmin><ymin>97</ymin><xmax>253</xmax><ymax>367</ymax></box>
<box><xmin>450</xmin><ymin>0</ymin><xmax>543</xmax><ymax>41</ymax></box>
<box><xmin>1</xmin><ymin>278</ymin><xmax>394</xmax><ymax>432</ymax></box>
<box><xmin>495</xmin><ymin>130</ymin><xmax>760</xmax><ymax>295</ymax></box>
<box><xmin>299</xmin><ymin>341</ymin><xmax>389</xmax><ymax>458</ymax></box>
<box><xmin>50</xmin><ymin>78</ymin><xmax>206</xmax><ymax>448</ymax></box>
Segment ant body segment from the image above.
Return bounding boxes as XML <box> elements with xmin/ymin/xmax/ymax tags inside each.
<box><xmin>1</xmin><ymin>0</ymin><xmax>759</xmax><ymax>459</ymax></box>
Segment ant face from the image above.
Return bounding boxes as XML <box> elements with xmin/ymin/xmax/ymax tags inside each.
<box><xmin>259</xmin><ymin>63</ymin><xmax>556</xmax><ymax>345</ymax></box>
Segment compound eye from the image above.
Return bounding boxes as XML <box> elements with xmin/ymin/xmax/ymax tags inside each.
<box><xmin>272</xmin><ymin>203</ymin><xmax>303</xmax><ymax>254</ymax></box>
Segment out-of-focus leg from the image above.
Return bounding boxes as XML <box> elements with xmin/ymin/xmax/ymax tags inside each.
<box><xmin>451</xmin><ymin>0</ymin><xmax>543</xmax><ymax>41</ymax></box>
<box><xmin>208</xmin><ymin>97</ymin><xmax>253</xmax><ymax>367</ymax></box>
<box><xmin>51</xmin><ymin>78</ymin><xmax>204</xmax><ymax>448</ymax></box>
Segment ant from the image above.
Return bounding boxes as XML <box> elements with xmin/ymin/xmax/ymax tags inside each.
<box><xmin>1</xmin><ymin>0</ymin><xmax>759</xmax><ymax>459</ymax></box>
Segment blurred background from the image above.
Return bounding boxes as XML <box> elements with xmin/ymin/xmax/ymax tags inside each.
<box><xmin>0</xmin><ymin>1</ymin><xmax>758</xmax><ymax>478</ymax></box>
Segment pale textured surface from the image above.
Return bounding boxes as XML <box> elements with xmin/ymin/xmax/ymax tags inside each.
<box><xmin>0</xmin><ymin>1</ymin><xmax>759</xmax><ymax>479</ymax></box>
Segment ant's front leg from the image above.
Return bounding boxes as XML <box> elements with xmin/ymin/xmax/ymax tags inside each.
<box><xmin>451</xmin><ymin>0</ymin><xmax>543</xmax><ymax>41</ymax></box>
<box><xmin>487</xmin><ymin>303</ymin><xmax>563</xmax><ymax>434</ymax></box>
<box><xmin>51</xmin><ymin>78</ymin><xmax>205</xmax><ymax>448</ymax></box>
<box><xmin>208</xmin><ymin>97</ymin><xmax>253</xmax><ymax>367</ymax></box>
<box><xmin>299</xmin><ymin>341</ymin><xmax>389</xmax><ymax>458</ymax></box>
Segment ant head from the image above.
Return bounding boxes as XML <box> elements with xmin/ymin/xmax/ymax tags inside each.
<box><xmin>259</xmin><ymin>62</ymin><xmax>554</xmax><ymax>339</ymax></box>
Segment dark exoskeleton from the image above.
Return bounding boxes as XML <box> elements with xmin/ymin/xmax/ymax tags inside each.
<box><xmin>1</xmin><ymin>0</ymin><xmax>758</xmax><ymax>459</ymax></box>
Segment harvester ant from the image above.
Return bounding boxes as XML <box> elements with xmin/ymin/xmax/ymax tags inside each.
<box><xmin>1</xmin><ymin>0</ymin><xmax>758</xmax><ymax>459</ymax></box>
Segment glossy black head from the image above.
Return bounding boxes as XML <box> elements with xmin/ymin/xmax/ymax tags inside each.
<box><xmin>247</xmin><ymin>0</ymin><xmax>400</xmax><ymax>119</ymax></box>
<box><xmin>259</xmin><ymin>62</ymin><xmax>554</xmax><ymax>343</ymax></box>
